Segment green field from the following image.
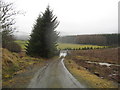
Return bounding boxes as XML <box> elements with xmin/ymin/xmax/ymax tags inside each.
<box><xmin>15</xmin><ymin>40</ymin><xmax>28</xmax><ymax>50</ymax></box>
<box><xmin>58</xmin><ymin>43</ymin><xmax>107</xmax><ymax>50</ymax></box>
<box><xmin>15</xmin><ymin>40</ymin><xmax>107</xmax><ymax>50</ymax></box>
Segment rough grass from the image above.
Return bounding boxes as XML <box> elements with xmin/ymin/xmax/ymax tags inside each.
<box><xmin>2</xmin><ymin>48</ymin><xmax>58</xmax><ymax>88</ymax></box>
<box><xmin>70</xmin><ymin>48</ymin><xmax>119</xmax><ymax>64</ymax></box>
<box><xmin>66</xmin><ymin>48</ymin><xmax>119</xmax><ymax>85</ymax></box>
<box><xmin>2</xmin><ymin>48</ymin><xmax>44</xmax><ymax>81</ymax></box>
<box><xmin>64</xmin><ymin>59</ymin><xmax>118</xmax><ymax>88</ymax></box>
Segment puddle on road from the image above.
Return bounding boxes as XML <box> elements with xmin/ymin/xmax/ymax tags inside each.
<box><xmin>59</xmin><ymin>50</ymin><xmax>67</xmax><ymax>58</ymax></box>
<box><xmin>59</xmin><ymin>51</ymin><xmax>86</xmax><ymax>88</ymax></box>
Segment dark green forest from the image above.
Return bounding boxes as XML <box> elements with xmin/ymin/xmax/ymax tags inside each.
<box><xmin>58</xmin><ymin>34</ymin><xmax>119</xmax><ymax>46</ymax></box>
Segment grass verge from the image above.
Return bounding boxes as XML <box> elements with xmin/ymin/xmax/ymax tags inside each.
<box><xmin>64</xmin><ymin>59</ymin><xmax>118</xmax><ymax>88</ymax></box>
<box><xmin>2</xmin><ymin>48</ymin><xmax>47</xmax><ymax>88</ymax></box>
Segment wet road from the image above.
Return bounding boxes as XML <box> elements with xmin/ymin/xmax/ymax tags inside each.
<box><xmin>28</xmin><ymin>51</ymin><xmax>87</xmax><ymax>88</ymax></box>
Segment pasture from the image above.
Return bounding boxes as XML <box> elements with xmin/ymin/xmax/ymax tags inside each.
<box><xmin>15</xmin><ymin>40</ymin><xmax>108</xmax><ymax>51</ymax></box>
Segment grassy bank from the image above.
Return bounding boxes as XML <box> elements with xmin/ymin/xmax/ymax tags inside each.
<box><xmin>2</xmin><ymin>48</ymin><xmax>47</xmax><ymax>87</ymax></box>
<box><xmin>64</xmin><ymin>48</ymin><xmax>119</xmax><ymax>88</ymax></box>
<box><xmin>64</xmin><ymin>59</ymin><xmax>118</xmax><ymax>88</ymax></box>
<box><xmin>2</xmin><ymin>47</ymin><xmax>59</xmax><ymax>88</ymax></box>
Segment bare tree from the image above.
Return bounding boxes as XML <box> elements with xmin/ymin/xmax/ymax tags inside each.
<box><xmin>0</xmin><ymin>0</ymin><xmax>22</xmax><ymax>52</ymax></box>
<box><xmin>0</xmin><ymin>0</ymin><xmax>20</xmax><ymax>31</ymax></box>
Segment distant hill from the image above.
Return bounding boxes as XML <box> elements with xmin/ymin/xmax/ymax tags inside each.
<box><xmin>58</xmin><ymin>33</ymin><xmax>119</xmax><ymax>46</ymax></box>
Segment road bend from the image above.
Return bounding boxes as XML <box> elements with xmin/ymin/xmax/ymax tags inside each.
<box><xmin>28</xmin><ymin>51</ymin><xmax>87</xmax><ymax>88</ymax></box>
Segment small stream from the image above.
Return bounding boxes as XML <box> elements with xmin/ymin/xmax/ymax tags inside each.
<box><xmin>59</xmin><ymin>50</ymin><xmax>120</xmax><ymax>67</ymax></box>
<box><xmin>86</xmin><ymin>61</ymin><xmax>120</xmax><ymax>67</ymax></box>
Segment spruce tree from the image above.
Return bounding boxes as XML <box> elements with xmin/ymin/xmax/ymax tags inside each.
<box><xmin>26</xmin><ymin>6</ymin><xmax>59</xmax><ymax>58</ymax></box>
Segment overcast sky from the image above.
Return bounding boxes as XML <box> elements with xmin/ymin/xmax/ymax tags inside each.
<box><xmin>5</xmin><ymin>0</ymin><xmax>119</xmax><ymax>36</ymax></box>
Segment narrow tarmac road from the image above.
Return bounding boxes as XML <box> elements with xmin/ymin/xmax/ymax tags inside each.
<box><xmin>28</xmin><ymin>51</ymin><xmax>87</xmax><ymax>88</ymax></box>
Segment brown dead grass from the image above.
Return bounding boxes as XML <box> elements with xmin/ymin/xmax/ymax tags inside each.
<box><xmin>2</xmin><ymin>48</ymin><xmax>44</xmax><ymax>81</ymax></box>
<box><xmin>66</xmin><ymin>48</ymin><xmax>119</xmax><ymax>86</ymax></box>
<box><xmin>64</xmin><ymin>59</ymin><xmax>118</xmax><ymax>88</ymax></box>
<box><xmin>2</xmin><ymin>48</ymin><xmax>58</xmax><ymax>88</ymax></box>
<box><xmin>70</xmin><ymin>48</ymin><xmax>119</xmax><ymax>64</ymax></box>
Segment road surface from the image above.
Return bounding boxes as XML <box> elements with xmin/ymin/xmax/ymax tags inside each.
<box><xmin>28</xmin><ymin>51</ymin><xmax>87</xmax><ymax>88</ymax></box>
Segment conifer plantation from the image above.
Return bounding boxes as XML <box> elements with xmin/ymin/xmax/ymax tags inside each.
<box><xmin>26</xmin><ymin>6</ymin><xmax>59</xmax><ymax>58</ymax></box>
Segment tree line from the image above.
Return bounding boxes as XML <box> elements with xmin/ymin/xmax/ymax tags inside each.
<box><xmin>61</xmin><ymin>46</ymin><xmax>108</xmax><ymax>51</ymax></box>
<box><xmin>58</xmin><ymin>34</ymin><xmax>119</xmax><ymax>46</ymax></box>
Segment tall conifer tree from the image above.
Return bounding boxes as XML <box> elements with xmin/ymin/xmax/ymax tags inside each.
<box><xmin>26</xmin><ymin>6</ymin><xmax>59</xmax><ymax>58</ymax></box>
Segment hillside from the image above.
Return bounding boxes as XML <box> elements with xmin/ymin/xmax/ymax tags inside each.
<box><xmin>2</xmin><ymin>48</ymin><xmax>46</xmax><ymax>87</ymax></box>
